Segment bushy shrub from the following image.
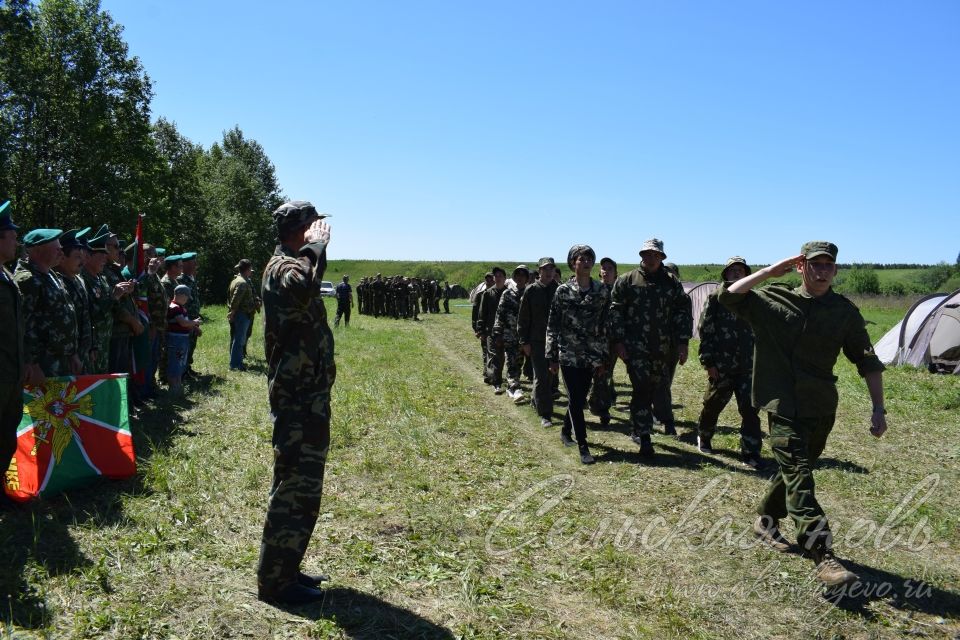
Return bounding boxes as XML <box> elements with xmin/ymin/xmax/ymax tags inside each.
<box><xmin>843</xmin><ymin>267</ymin><xmax>881</xmax><ymax>295</ymax></box>
<box><xmin>880</xmin><ymin>281</ymin><xmax>906</xmax><ymax>296</ymax></box>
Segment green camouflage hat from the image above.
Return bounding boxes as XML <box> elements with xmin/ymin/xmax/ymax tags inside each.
<box><xmin>639</xmin><ymin>238</ymin><xmax>666</xmax><ymax>259</ymax></box>
<box><xmin>272</xmin><ymin>200</ymin><xmax>329</xmax><ymax>233</ymax></box>
<box><xmin>512</xmin><ymin>264</ymin><xmax>530</xmax><ymax>277</ymax></box>
<box><xmin>537</xmin><ymin>257</ymin><xmax>556</xmax><ymax>268</ymax></box>
<box><xmin>801</xmin><ymin>241</ymin><xmax>838</xmax><ymax>260</ymax></box>
<box><xmin>566</xmin><ymin>244</ymin><xmax>596</xmax><ymax>270</ymax></box>
<box><xmin>23</xmin><ymin>228</ymin><xmax>63</xmax><ymax>248</ymax></box>
<box><xmin>721</xmin><ymin>256</ymin><xmax>751</xmax><ymax>279</ymax></box>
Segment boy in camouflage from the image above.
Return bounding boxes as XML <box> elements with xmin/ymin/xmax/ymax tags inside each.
<box><xmin>494</xmin><ymin>265</ymin><xmax>530</xmax><ymax>403</ymax></box>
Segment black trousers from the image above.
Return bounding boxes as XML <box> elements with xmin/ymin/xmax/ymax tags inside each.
<box><xmin>561</xmin><ymin>365</ymin><xmax>593</xmax><ymax>446</ymax></box>
<box><xmin>0</xmin><ymin>382</ymin><xmax>22</xmax><ymax>479</ymax></box>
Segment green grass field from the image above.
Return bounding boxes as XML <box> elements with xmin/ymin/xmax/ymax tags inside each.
<box><xmin>2</xmin><ymin>297</ymin><xmax>959</xmax><ymax>639</ymax></box>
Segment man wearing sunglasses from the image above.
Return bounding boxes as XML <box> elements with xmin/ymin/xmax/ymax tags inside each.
<box><xmin>719</xmin><ymin>241</ymin><xmax>887</xmax><ymax>588</ymax></box>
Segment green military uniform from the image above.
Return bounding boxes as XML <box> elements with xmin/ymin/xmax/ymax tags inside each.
<box><xmin>477</xmin><ymin>283</ymin><xmax>507</xmax><ymax>389</ymax></box>
<box><xmin>608</xmin><ymin>259</ymin><xmax>690</xmax><ymax>444</ymax></box>
<box><xmin>15</xmin><ymin>255</ymin><xmax>79</xmax><ymax>377</ymax></box>
<box><xmin>518</xmin><ymin>264</ymin><xmax>559</xmax><ymax>420</ymax></box>
<box><xmin>587</xmin><ymin>280</ymin><xmax>617</xmax><ymax>420</ymax></box>
<box><xmin>697</xmin><ymin>287</ymin><xmax>762</xmax><ymax>458</ymax></box>
<box><xmin>81</xmin><ymin>266</ymin><xmax>113</xmax><ymax>373</ymax></box>
<box><xmin>719</xmin><ymin>277</ymin><xmax>885</xmax><ymax>552</ymax></box>
<box><xmin>104</xmin><ymin>261</ymin><xmax>138</xmax><ymax>374</ymax></box>
<box><xmin>177</xmin><ymin>254</ymin><xmax>201</xmax><ymax>370</ymax></box>
<box><xmin>59</xmin><ymin>271</ymin><xmax>93</xmax><ymax>373</ymax></box>
<box><xmin>1</xmin><ymin>202</ymin><xmax>25</xmax><ymax>479</ymax></box>
<box><xmin>257</xmin><ymin>201</ymin><xmax>335</xmax><ymax>602</ymax></box>
<box><xmin>493</xmin><ymin>276</ymin><xmax>526</xmax><ymax>395</ymax></box>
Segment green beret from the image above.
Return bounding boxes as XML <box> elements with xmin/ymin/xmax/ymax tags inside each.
<box><xmin>180</xmin><ymin>251</ymin><xmax>197</xmax><ymax>260</ymax></box>
<box><xmin>23</xmin><ymin>228</ymin><xmax>63</xmax><ymax>248</ymax></box>
<box><xmin>164</xmin><ymin>254</ymin><xmax>182</xmax><ymax>264</ymax></box>
<box><xmin>60</xmin><ymin>227</ymin><xmax>91</xmax><ymax>250</ymax></box>
<box><xmin>155</xmin><ymin>247</ymin><xmax>167</xmax><ymax>256</ymax></box>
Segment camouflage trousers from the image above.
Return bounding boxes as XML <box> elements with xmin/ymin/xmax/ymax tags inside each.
<box><xmin>588</xmin><ymin>349</ymin><xmax>618</xmax><ymax>417</ymax></box>
<box><xmin>759</xmin><ymin>413</ymin><xmax>835</xmax><ymax>552</ymax></box>
<box><xmin>90</xmin><ymin>322</ymin><xmax>112</xmax><ymax>373</ymax></box>
<box><xmin>652</xmin><ymin>350</ymin><xmax>678</xmax><ymax>429</ymax></box>
<box><xmin>38</xmin><ymin>353</ymin><xmax>73</xmax><ymax>378</ymax></box>
<box><xmin>625</xmin><ymin>356</ymin><xmax>670</xmax><ymax>437</ymax></box>
<box><xmin>485</xmin><ymin>336</ymin><xmax>505</xmax><ymax>387</ymax></box>
<box><xmin>503</xmin><ymin>340</ymin><xmax>524</xmax><ymax>392</ymax></box>
<box><xmin>528</xmin><ymin>341</ymin><xmax>554</xmax><ymax>419</ymax></box>
<box><xmin>697</xmin><ymin>371</ymin><xmax>762</xmax><ymax>456</ymax></box>
<box><xmin>257</xmin><ymin>406</ymin><xmax>331</xmax><ymax>595</ymax></box>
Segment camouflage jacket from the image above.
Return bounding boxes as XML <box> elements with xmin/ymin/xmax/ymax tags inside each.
<box><xmin>0</xmin><ymin>265</ymin><xmax>24</xmax><ymax>384</ymax></box>
<box><xmin>262</xmin><ymin>242</ymin><xmax>335</xmax><ymax>413</ymax></box>
<box><xmin>146</xmin><ymin>272</ymin><xmax>169</xmax><ymax>331</ymax></box>
<box><xmin>476</xmin><ymin>286</ymin><xmax>506</xmax><ymax>337</ymax></box>
<box><xmin>58</xmin><ymin>271</ymin><xmax>93</xmax><ymax>360</ymax></box>
<box><xmin>14</xmin><ymin>259</ymin><xmax>78</xmax><ymax>372</ymax></box>
<box><xmin>493</xmin><ymin>285</ymin><xmax>525</xmax><ymax>344</ymax></box>
<box><xmin>160</xmin><ymin>274</ymin><xmax>177</xmax><ymax>303</ymax></box>
<box><xmin>228</xmin><ymin>274</ymin><xmax>258</xmax><ymax>314</ymax></box>
<box><xmin>177</xmin><ymin>273</ymin><xmax>201</xmax><ymax>317</ymax></box>
<box><xmin>698</xmin><ymin>290</ymin><xmax>754</xmax><ymax>375</ymax></box>
<box><xmin>517</xmin><ymin>279</ymin><xmax>558</xmax><ymax>345</ymax></box>
<box><xmin>545</xmin><ymin>279</ymin><xmax>609</xmax><ymax>368</ymax></box>
<box><xmin>104</xmin><ymin>263</ymin><xmax>138</xmax><ymax>338</ymax></box>
<box><xmin>80</xmin><ymin>267</ymin><xmax>114</xmax><ymax>347</ymax></box>
<box><xmin>608</xmin><ymin>265</ymin><xmax>691</xmax><ymax>359</ymax></box>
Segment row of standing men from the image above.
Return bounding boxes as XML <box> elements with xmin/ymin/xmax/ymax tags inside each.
<box><xmin>355</xmin><ymin>275</ymin><xmax>455</xmax><ymax>320</ymax></box>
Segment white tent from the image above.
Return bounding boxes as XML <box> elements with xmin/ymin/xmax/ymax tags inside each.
<box><xmin>874</xmin><ymin>289</ymin><xmax>960</xmax><ymax>373</ymax></box>
<box><xmin>685</xmin><ymin>281</ymin><xmax>720</xmax><ymax>340</ymax></box>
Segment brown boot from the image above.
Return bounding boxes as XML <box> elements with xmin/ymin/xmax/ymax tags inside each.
<box><xmin>810</xmin><ymin>548</ymin><xmax>859</xmax><ymax>587</ymax></box>
<box><xmin>753</xmin><ymin>516</ymin><xmax>791</xmax><ymax>552</ymax></box>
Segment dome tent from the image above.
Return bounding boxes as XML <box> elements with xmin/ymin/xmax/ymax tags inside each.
<box><xmin>874</xmin><ymin>289</ymin><xmax>960</xmax><ymax>374</ymax></box>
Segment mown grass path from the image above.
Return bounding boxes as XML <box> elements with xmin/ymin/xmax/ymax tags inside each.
<box><xmin>2</xmin><ymin>300</ymin><xmax>958</xmax><ymax>639</ymax></box>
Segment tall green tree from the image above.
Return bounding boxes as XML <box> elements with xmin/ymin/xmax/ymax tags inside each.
<box><xmin>0</xmin><ymin>0</ymin><xmax>154</xmax><ymax>231</ymax></box>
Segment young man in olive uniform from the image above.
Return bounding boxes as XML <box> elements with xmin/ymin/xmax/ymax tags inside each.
<box><xmin>719</xmin><ymin>241</ymin><xmax>887</xmax><ymax>587</ymax></box>
<box><xmin>518</xmin><ymin>258</ymin><xmax>560</xmax><ymax>427</ymax></box>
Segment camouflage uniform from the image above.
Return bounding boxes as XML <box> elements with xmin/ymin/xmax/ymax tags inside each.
<box><xmin>608</xmin><ymin>264</ymin><xmax>691</xmax><ymax>440</ymax></box>
<box><xmin>59</xmin><ymin>271</ymin><xmax>93</xmax><ymax>373</ymax></box>
<box><xmin>81</xmin><ymin>267</ymin><xmax>113</xmax><ymax>373</ymax></box>
<box><xmin>104</xmin><ymin>262</ymin><xmax>138</xmax><ymax>375</ymax></box>
<box><xmin>697</xmin><ymin>290</ymin><xmax>762</xmax><ymax>457</ymax></box>
<box><xmin>477</xmin><ymin>285</ymin><xmax>506</xmax><ymax>387</ymax></box>
<box><xmin>471</xmin><ymin>282</ymin><xmax>489</xmax><ymax>380</ymax></box>
<box><xmin>587</xmin><ymin>281</ymin><xmax>617</xmax><ymax>418</ymax></box>
<box><xmin>652</xmin><ymin>287</ymin><xmax>693</xmax><ymax>431</ymax></box>
<box><xmin>546</xmin><ymin>278</ymin><xmax>609</xmax><ymax>447</ymax></box>
<box><xmin>177</xmin><ymin>271</ymin><xmax>201</xmax><ymax>369</ymax></box>
<box><xmin>493</xmin><ymin>284</ymin><xmax>525</xmax><ymax>393</ymax></box>
<box><xmin>257</xmin><ymin>205</ymin><xmax>335</xmax><ymax>599</ymax></box>
<box><xmin>145</xmin><ymin>270</ymin><xmax>169</xmax><ymax>390</ymax></box>
<box><xmin>14</xmin><ymin>259</ymin><xmax>79</xmax><ymax>377</ymax></box>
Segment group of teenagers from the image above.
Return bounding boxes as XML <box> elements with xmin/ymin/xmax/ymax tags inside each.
<box><xmin>470</xmin><ymin>236</ymin><xmax>890</xmax><ymax>588</ymax></box>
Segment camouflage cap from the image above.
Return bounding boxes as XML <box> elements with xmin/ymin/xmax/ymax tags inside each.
<box><xmin>639</xmin><ymin>238</ymin><xmax>666</xmax><ymax>259</ymax></box>
<box><xmin>566</xmin><ymin>244</ymin><xmax>596</xmax><ymax>270</ymax></box>
<box><xmin>512</xmin><ymin>264</ymin><xmax>530</xmax><ymax>277</ymax></box>
<box><xmin>599</xmin><ymin>256</ymin><xmax>617</xmax><ymax>269</ymax></box>
<box><xmin>273</xmin><ymin>200</ymin><xmax>329</xmax><ymax>233</ymax></box>
<box><xmin>23</xmin><ymin>228</ymin><xmax>63</xmax><ymax>248</ymax></box>
<box><xmin>721</xmin><ymin>256</ymin><xmax>751</xmax><ymax>279</ymax></box>
<box><xmin>537</xmin><ymin>257</ymin><xmax>556</xmax><ymax>268</ymax></box>
<box><xmin>801</xmin><ymin>241</ymin><xmax>838</xmax><ymax>261</ymax></box>
<box><xmin>663</xmin><ymin>261</ymin><xmax>680</xmax><ymax>277</ymax></box>
<box><xmin>0</xmin><ymin>201</ymin><xmax>17</xmax><ymax>231</ymax></box>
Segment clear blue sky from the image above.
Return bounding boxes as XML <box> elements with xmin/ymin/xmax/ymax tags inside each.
<box><xmin>101</xmin><ymin>0</ymin><xmax>959</xmax><ymax>265</ymax></box>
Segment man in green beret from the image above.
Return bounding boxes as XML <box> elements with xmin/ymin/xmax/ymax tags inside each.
<box><xmin>0</xmin><ymin>201</ymin><xmax>24</xmax><ymax>500</ymax></box>
<box><xmin>720</xmin><ymin>241</ymin><xmax>888</xmax><ymax>587</ymax></box>
<box><xmin>82</xmin><ymin>226</ymin><xmax>122</xmax><ymax>373</ymax></box>
<box><xmin>103</xmin><ymin>231</ymin><xmax>143</xmax><ymax>411</ymax></box>
<box><xmin>177</xmin><ymin>251</ymin><xmax>202</xmax><ymax>375</ymax></box>
<box><xmin>14</xmin><ymin>228</ymin><xmax>81</xmax><ymax>381</ymax></box>
<box><xmin>257</xmin><ymin>200</ymin><xmax>335</xmax><ymax>605</ymax></box>
<box><xmin>55</xmin><ymin>229</ymin><xmax>94</xmax><ymax>373</ymax></box>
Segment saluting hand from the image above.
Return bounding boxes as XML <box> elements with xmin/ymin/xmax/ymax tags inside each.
<box><xmin>766</xmin><ymin>255</ymin><xmax>804</xmax><ymax>278</ymax></box>
<box><xmin>305</xmin><ymin>219</ymin><xmax>331</xmax><ymax>245</ymax></box>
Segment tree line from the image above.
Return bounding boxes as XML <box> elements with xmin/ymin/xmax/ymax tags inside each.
<box><xmin>0</xmin><ymin>0</ymin><xmax>284</xmax><ymax>301</ymax></box>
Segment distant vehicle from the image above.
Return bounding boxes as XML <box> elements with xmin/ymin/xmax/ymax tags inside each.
<box><xmin>319</xmin><ymin>281</ymin><xmax>336</xmax><ymax>297</ymax></box>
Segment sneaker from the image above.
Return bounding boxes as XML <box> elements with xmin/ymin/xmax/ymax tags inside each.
<box><xmin>697</xmin><ymin>435</ymin><xmax>713</xmax><ymax>453</ymax></box>
<box><xmin>753</xmin><ymin>516</ymin><xmax>791</xmax><ymax>552</ymax></box>
<box><xmin>540</xmin><ymin>417</ymin><xmax>552</xmax><ymax>428</ymax></box>
<box><xmin>560</xmin><ymin>432</ymin><xmax>575</xmax><ymax>447</ymax></box>
<box><xmin>663</xmin><ymin>424</ymin><xmax>677</xmax><ymax>436</ymax></box>
<box><xmin>493</xmin><ymin>385</ymin><xmax>504</xmax><ymax>395</ymax></box>
<box><xmin>810</xmin><ymin>549</ymin><xmax>859</xmax><ymax>587</ymax></box>
<box><xmin>258</xmin><ymin>582</ymin><xmax>325</xmax><ymax>605</ymax></box>
<box><xmin>579</xmin><ymin>445</ymin><xmax>595</xmax><ymax>465</ymax></box>
<box><xmin>512</xmin><ymin>390</ymin><xmax>525</xmax><ymax>404</ymax></box>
